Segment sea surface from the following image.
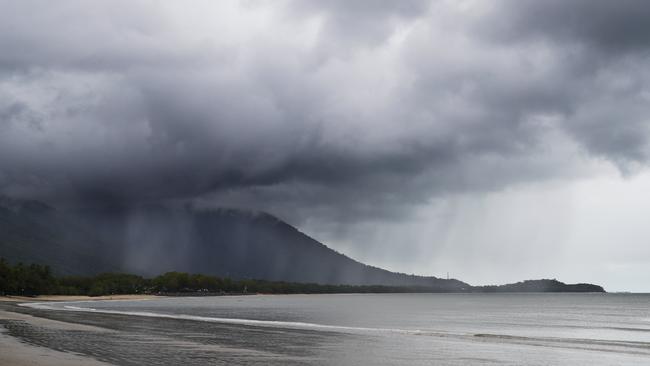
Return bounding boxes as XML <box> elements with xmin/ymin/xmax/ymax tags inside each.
<box><xmin>11</xmin><ymin>293</ymin><xmax>650</xmax><ymax>365</ymax></box>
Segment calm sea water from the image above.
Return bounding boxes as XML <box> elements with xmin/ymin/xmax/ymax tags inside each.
<box><xmin>25</xmin><ymin>293</ymin><xmax>650</xmax><ymax>365</ymax></box>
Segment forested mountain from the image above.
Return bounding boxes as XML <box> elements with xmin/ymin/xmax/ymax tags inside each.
<box><xmin>0</xmin><ymin>197</ymin><xmax>466</xmax><ymax>290</ymax></box>
<box><xmin>0</xmin><ymin>197</ymin><xmax>120</xmax><ymax>275</ymax></box>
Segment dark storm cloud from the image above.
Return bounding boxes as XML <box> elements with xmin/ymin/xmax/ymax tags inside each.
<box><xmin>483</xmin><ymin>0</ymin><xmax>650</xmax><ymax>52</ymax></box>
<box><xmin>1</xmin><ymin>1</ymin><xmax>649</xmax><ymax>224</ymax></box>
<box><xmin>477</xmin><ymin>0</ymin><xmax>650</xmax><ymax>169</ymax></box>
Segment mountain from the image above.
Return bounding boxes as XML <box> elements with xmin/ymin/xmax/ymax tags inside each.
<box><xmin>0</xmin><ymin>197</ymin><xmax>466</xmax><ymax>290</ymax></box>
<box><xmin>0</xmin><ymin>197</ymin><xmax>121</xmax><ymax>275</ymax></box>
<box><xmin>0</xmin><ymin>197</ymin><xmax>605</xmax><ymax>292</ymax></box>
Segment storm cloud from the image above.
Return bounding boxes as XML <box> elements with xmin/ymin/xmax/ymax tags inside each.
<box><xmin>2</xmin><ymin>1</ymin><xmax>650</xmax><ymax>286</ymax></box>
<box><xmin>2</xmin><ymin>2</ymin><xmax>645</xmax><ymax>208</ymax></box>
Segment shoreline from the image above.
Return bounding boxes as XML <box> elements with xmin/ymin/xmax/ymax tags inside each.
<box><xmin>0</xmin><ymin>296</ymin><xmax>158</xmax><ymax>366</ymax></box>
<box><xmin>0</xmin><ymin>305</ymin><xmax>115</xmax><ymax>366</ymax></box>
<box><xmin>1</xmin><ymin>294</ymin><xmax>649</xmax><ymax>365</ymax></box>
<box><xmin>0</xmin><ymin>298</ymin><xmax>328</xmax><ymax>365</ymax></box>
<box><xmin>0</xmin><ymin>294</ymin><xmax>161</xmax><ymax>302</ymax></box>
<box><xmin>0</xmin><ymin>329</ymin><xmax>114</xmax><ymax>366</ymax></box>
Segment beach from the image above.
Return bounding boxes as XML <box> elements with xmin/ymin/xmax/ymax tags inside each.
<box><xmin>0</xmin><ymin>295</ymin><xmax>156</xmax><ymax>366</ymax></box>
<box><xmin>0</xmin><ymin>294</ymin><xmax>160</xmax><ymax>302</ymax></box>
<box><xmin>1</xmin><ymin>294</ymin><xmax>650</xmax><ymax>365</ymax></box>
<box><xmin>0</xmin><ymin>301</ymin><xmax>111</xmax><ymax>366</ymax></box>
<box><xmin>0</xmin><ymin>296</ymin><xmax>333</xmax><ymax>365</ymax></box>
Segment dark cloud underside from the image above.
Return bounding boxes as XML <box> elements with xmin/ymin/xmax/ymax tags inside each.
<box><xmin>0</xmin><ymin>0</ymin><xmax>649</xmax><ymax>225</ymax></box>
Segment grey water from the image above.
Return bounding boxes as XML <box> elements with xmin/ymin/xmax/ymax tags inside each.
<box><xmin>19</xmin><ymin>293</ymin><xmax>650</xmax><ymax>365</ymax></box>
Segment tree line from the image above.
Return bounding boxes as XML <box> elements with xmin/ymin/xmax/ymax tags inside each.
<box><xmin>0</xmin><ymin>258</ymin><xmax>443</xmax><ymax>296</ymax></box>
<box><xmin>2</xmin><ymin>258</ymin><xmax>603</xmax><ymax>296</ymax></box>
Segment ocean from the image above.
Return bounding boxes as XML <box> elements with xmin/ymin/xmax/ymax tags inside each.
<box><xmin>13</xmin><ymin>293</ymin><xmax>650</xmax><ymax>365</ymax></box>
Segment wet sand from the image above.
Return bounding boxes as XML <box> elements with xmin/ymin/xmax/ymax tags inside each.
<box><xmin>0</xmin><ymin>300</ymin><xmax>340</xmax><ymax>366</ymax></box>
<box><xmin>0</xmin><ymin>294</ymin><xmax>160</xmax><ymax>302</ymax></box>
<box><xmin>2</xmin><ymin>295</ymin><xmax>650</xmax><ymax>366</ymax></box>
<box><xmin>0</xmin><ymin>331</ymin><xmax>113</xmax><ymax>366</ymax></box>
<box><xmin>0</xmin><ymin>306</ymin><xmax>114</xmax><ymax>366</ymax></box>
<box><xmin>0</xmin><ymin>296</ymin><xmax>153</xmax><ymax>366</ymax></box>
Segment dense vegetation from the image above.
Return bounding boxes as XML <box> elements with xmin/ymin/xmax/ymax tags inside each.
<box><xmin>0</xmin><ymin>258</ymin><xmax>56</xmax><ymax>296</ymax></box>
<box><xmin>0</xmin><ymin>258</ymin><xmax>463</xmax><ymax>296</ymax></box>
<box><xmin>0</xmin><ymin>259</ymin><xmax>604</xmax><ymax>296</ymax></box>
<box><xmin>0</xmin><ymin>197</ymin><xmax>467</xmax><ymax>289</ymax></box>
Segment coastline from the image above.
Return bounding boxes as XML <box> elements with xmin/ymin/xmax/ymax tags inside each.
<box><xmin>0</xmin><ymin>295</ymin><xmax>158</xmax><ymax>366</ymax></box>
<box><xmin>0</xmin><ymin>329</ymin><xmax>113</xmax><ymax>366</ymax></box>
<box><xmin>0</xmin><ymin>294</ymin><xmax>161</xmax><ymax>302</ymax></box>
<box><xmin>0</xmin><ymin>297</ymin><xmax>331</xmax><ymax>365</ymax></box>
<box><xmin>0</xmin><ymin>294</ymin><xmax>648</xmax><ymax>365</ymax></box>
<box><xmin>0</xmin><ymin>303</ymin><xmax>115</xmax><ymax>366</ymax></box>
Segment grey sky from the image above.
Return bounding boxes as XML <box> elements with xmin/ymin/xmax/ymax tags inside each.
<box><xmin>1</xmin><ymin>1</ymin><xmax>649</xmax><ymax>291</ymax></box>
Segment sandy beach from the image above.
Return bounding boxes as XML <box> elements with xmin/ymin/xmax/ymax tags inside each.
<box><xmin>0</xmin><ymin>329</ymin><xmax>114</xmax><ymax>366</ymax></box>
<box><xmin>0</xmin><ymin>296</ymin><xmax>338</xmax><ymax>365</ymax></box>
<box><xmin>0</xmin><ymin>306</ymin><xmax>113</xmax><ymax>366</ymax></box>
<box><xmin>0</xmin><ymin>294</ymin><xmax>160</xmax><ymax>302</ymax></box>
<box><xmin>2</xmin><ymin>294</ymin><xmax>650</xmax><ymax>365</ymax></box>
<box><xmin>0</xmin><ymin>295</ymin><xmax>157</xmax><ymax>366</ymax></box>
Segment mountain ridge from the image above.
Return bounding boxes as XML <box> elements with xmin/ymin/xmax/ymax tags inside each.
<box><xmin>0</xmin><ymin>197</ymin><xmax>604</xmax><ymax>292</ymax></box>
